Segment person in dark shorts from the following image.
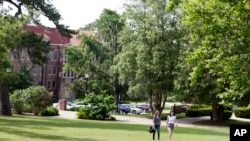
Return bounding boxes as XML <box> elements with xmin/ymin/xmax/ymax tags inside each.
<box><xmin>166</xmin><ymin>111</ymin><xmax>177</xmax><ymax>141</ymax></box>
<box><xmin>152</xmin><ymin>110</ymin><xmax>161</xmax><ymax>141</ymax></box>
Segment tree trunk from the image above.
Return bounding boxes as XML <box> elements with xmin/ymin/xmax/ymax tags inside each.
<box><xmin>113</xmin><ymin>76</ymin><xmax>120</xmax><ymax>113</ymax></box>
<box><xmin>160</xmin><ymin>94</ymin><xmax>167</xmax><ymax>116</ymax></box>
<box><xmin>211</xmin><ymin>102</ymin><xmax>224</xmax><ymax>121</ymax></box>
<box><xmin>154</xmin><ymin>93</ymin><xmax>161</xmax><ymax>111</ymax></box>
<box><xmin>217</xmin><ymin>104</ymin><xmax>224</xmax><ymax>120</ymax></box>
<box><xmin>33</xmin><ymin>107</ymin><xmax>39</xmax><ymax>116</ymax></box>
<box><xmin>0</xmin><ymin>84</ymin><xmax>12</xmax><ymax>116</ymax></box>
<box><xmin>149</xmin><ymin>90</ymin><xmax>153</xmax><ymax>115</ymax></box>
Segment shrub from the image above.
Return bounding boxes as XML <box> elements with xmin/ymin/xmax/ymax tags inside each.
<box><xmin>189</xmin><ymin>105</ymin><xmax>210</xmax><ymax>109</ymax></box>
<box><xmin>10</xmin><ymin>90</ymin><xmax>25</xmax><ymax>114</ymax></box>
<box><xmin>186</xmin><ymin>106</ymin><xmax>232</xmax><ymax>120</ymax></box>
<box><xmin>68</xmin><ymin>106</ymin><xmax>84</xmax><ymax>112</ymax></box>
<box><xmin>23</xmin><ymin>103</ymin><xmax>33</xmax><ymax>113</ymax></box>
<box><xmin>234</xmin><ymin>107</ymin><xmax>250</xmax><ymax>118</ymax></box>
<box><xmin>77</xmin><ymin>110</ymin><xmax>85</xmax><ymax>119</ymax></box>
<box><xmin>68</xmin><ymin>107</ymin><xmax>77</xmax><ymax>111</ymax></box>
<box><xmin>40</xmin><ymin>106</ymin><xmax>59</xmax><ymax>116</ymax></box>
<box><xmin>23</xmin><ymin>86</ymin><xmax>52</xmax><ymax>116</ymax></box>
<box><xmin>77</xmin><ymin>92</ymin><xmax>115</xmax><ymax>120</ymax></box>
<box><xmin>186</xmin><ymin>107</ymin><xmax>211</xmax><ymax>117</ymax></box>
<box><xmin>10</xmin><ymin>86</ymin><xmax>52</xmax><ymax>116</ymax></box>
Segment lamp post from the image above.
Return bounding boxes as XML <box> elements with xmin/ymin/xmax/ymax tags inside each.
<box><xmin>84</xmin><ymin>74</ymin><xmax>89</xmax><ymax>94</ymax></box>
<box><xmin>6</xmin><ymin>68</ymin><xmax>11</xmax><ymax>83</ymax></box>
<box><xmin>6</xmin><ymin>68</ymin><xmax>11</xmax><ymax>95</ymax></box>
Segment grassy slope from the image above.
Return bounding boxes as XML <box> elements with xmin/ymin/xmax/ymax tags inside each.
<box><xmin>0</xmin><ymin>115</ymin><xmax>229</xmax><ymax>141</ymax></box>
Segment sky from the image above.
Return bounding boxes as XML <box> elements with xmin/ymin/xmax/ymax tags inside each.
<box><xmin>41</xmin><ymin>0</ymin><xmax>127</xmax><ymax>29</ymax></box>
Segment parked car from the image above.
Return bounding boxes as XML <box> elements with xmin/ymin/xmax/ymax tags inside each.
<box><xmin>75</xmin><ymin>102</ymin><xmax>91</xmax><ymax>108</ymax></box>
<box><xmin>66</xmin><ymin>102</ymin><xmax>76</xmax><ymax>109</ymax></box>
<box><xmin>118</xmin><ymin>104</ymin><xmax>131</xmax><ymax>114</ymax></box>
<box><xmin>136</xmin><ymin>104</ymin><xmax>150</xmax><ymax>113</ymax></box>
<box><xmin>124</xmin><ymin>104</ymin><xmax>144</xmax><ymax>114</ymax></box>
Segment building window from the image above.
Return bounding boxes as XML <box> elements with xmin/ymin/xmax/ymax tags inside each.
<box><xmin>63</xmin><ymin>71</ymin><xmax>75</xmax><ymax>78</ymax></box>
<box><xmin>47</xmin><ymin>81</ymin><xmax>51</xmax><ymax>89</ymax></box>
<box><xmin>63</xmin><ymin>54</ymin><xmax>68</xmax><ymax>63</ymax></box>
<box><xmin>52</xmin><ymin>81</ymin><xmax>56</xmax><ymax>89</ymax></box>
<box><xmin>48</xmin><ymin>66</ymin><xmax>57</xmax><ymax>75</ymax></box>
<box><xmin>33</xmin><ymin>66</ymin><xmax>42</xmax><ymax>75</ymax></box>
<box><xmin>49</xmin><ymin>51</ymin><xmax>58</xmax><ymax>61</ymax></box>
<box><xmin>53</xmin><ymin>67</ymin><xmax>57</xmax><ymax>75</ymax></box>
<box><xmin>47</xmin><ymin>81</ymin><xmax>56</xmax><ymax>90</ymax></box>
<box><xmin>32</xmin><ymin>67</ymin><xmax>37</xmax><ymax>75</ymax></box>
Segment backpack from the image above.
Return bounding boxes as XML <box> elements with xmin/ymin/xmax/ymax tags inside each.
<box><xmin>148</xmin><ymin>125</ymin><xmax>155</xmax><ymax>133</ymax></box>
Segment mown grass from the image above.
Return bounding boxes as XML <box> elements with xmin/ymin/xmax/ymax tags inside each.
<box><xmin>0</xmin><ymin>115</ymin><xmax>229</xmax><ymax>141</ymax></box>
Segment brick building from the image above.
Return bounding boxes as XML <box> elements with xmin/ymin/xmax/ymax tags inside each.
<box><xmin>10</xmin><ymin>25</ymin><xmax>97</xmax><ymax>102</ymax></box>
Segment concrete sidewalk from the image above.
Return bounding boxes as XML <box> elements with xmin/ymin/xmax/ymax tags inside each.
<box><xmin>56</xmin><ymin>110</ymin><xmax>250</xmax><ymax>128</ymax></box>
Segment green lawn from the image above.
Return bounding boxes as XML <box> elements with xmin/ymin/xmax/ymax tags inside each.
<box><xmin>0</xmin><ymin>115</ymin><xmax>229</xmax><ymax>141</ymax></box>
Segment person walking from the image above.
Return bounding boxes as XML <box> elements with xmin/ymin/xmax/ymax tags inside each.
<box><xmin>152</xmin><ymin>110</ymin><xmax>161</xmax><ymax>141</ymax></box>
<box><xmin>166</xmin><ymin>110</ymin><xmax>177</xmax><ymax>141</ymax></box>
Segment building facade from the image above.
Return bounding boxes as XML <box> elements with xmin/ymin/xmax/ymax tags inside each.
<box><xmin>11</xmin><ymin>25</ymin><xmax>97</xmax><ymax>102</ymax></box>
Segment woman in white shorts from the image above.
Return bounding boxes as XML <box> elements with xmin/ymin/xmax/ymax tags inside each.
<box><xmin>166</xmin><ymin>111</ymin><xmax>177</xmax><ymax>141</ymax></box>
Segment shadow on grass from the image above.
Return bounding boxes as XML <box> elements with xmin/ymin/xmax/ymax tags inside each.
<box><xmin>0</xmin><ymin>115</ymin><xmax>145</xmax><ymax>131</ymax></box>
<box><xmin>1</xmin><ymin>127</ymin><xmax>82</xmax><ymax>141</ymax></box>
<box><xmin>0</xmin><ymin>127</ymin><xmax>101</xmax><ymax>141</ymax></box>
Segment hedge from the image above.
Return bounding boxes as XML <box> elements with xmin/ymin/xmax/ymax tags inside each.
<box><xmin>186</xmin><ymin>108</ymin><xmax>232</xmax><ymax>120</ymax></box>
<box><xmin>40</xmin><ymin>106</ymin><xmax>59</xmax><ymax>116</ymax></box>
<box><xmin>234</xmin><ymin>107</ymin><xmax>250</xmax><ymax>119</ymax></box>
<box><xmin>186</xmin><ymin>107</ymin><xmax>211</xmax><ymax>117</ymax></box>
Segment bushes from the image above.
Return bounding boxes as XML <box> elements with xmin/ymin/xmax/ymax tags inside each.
<box><xmin>77</xmin><ymin>92</ymin><xmax>115</xmax><ymax>120</ymax></box>
<box><xmin>186</xmin><ymin>107</ymin><xmax>211</xmax><ymax>117</ymax></box>
<box><xmin>234</xmin><ymin>107</ymin><xmax>250</xmax><ymax>118</ymax></box>
<box><xmin>186</xmin><ymin>106</ymin><xmax>232</xmax><ymax>120</ymax></box>
<box><xmin>189</xmin><ymin>105</ymin><xmax>210</xmax><ymax>109</ymax></box>
<box><xmin>40</xmin><ymin>106</ymin><xmax>59</xmax><ymax>116</ymax></box>
<box><xmin>10</xmin><ymin>90</ymin><xmax>24</xmax><ymax>114</ymax></box>
<box><xmin>10</xmin><ymin>86</ymin><xmax>52</xmax><ymax>116</ymax></box>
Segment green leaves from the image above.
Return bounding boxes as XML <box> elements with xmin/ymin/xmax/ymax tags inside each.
<box><xmin>181</xmin><ymin>0</ymin><xmax>250</xmax><ymax>105</ymax></box>
<box><xmin>17</xmin><ymin>31</ymin><xmax>50</xmax><ymax>66</ymax></box>
<box><xmin>115</xmin><ymin>0</ymin><xmax>182</xmax><ymax>111</ymax></box>
<box><xmin>11</xmin><ymin>86</ymin><xmax>51</xmax><ymax>115</ymax></box>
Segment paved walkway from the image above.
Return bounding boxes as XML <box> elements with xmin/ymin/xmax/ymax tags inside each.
<box><xmin>55</xmin><ymin>110</ymin><xmax>250</xmax><ymax>128</ymax></box>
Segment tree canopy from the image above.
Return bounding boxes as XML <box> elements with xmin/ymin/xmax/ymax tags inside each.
<box><xmin>113</xmin><ymin>0</ymin><xmax>182</xmax><ymax>113</ymax></box>
<box><xmin>173</xmin><ymin>0</ymin><xmax>250</xmax><ymax>120</ymax></box>
<box><xmin>1</xmin><ymin>0</ymin><xmax>77</xmax><ymax>37</ymax></box>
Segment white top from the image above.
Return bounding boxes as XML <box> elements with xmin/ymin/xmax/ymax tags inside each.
<box><xmin>168</xmin><ymin>115</ymin><xmax>176</xmax><ymax>124</ymax></box>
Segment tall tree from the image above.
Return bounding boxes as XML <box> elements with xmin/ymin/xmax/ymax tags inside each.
<box><xmin>0</xmin><ymin>15</ymin><xmax>24</xmax><ymax>115</ymax></box>
<box><xmin>95</xmin><ymin>9</ymin><xmax>125</xmax><ymax>112</ymax></box>
<box><xmin>63</xmin><ymin>34</ymin><xmax>111</xmax><ymax>97</ymax></box>
<box><xmin>114</xmin><ymin>0</ymin><xmax>182</xmax><ymax>114</ymax></box>
<box><xmin>178</xmin><ymin>0</ymin><xmax>250</xmax><ymax>120</ymax></box>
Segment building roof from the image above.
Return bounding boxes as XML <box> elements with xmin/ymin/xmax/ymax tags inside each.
<box><xmin>70</xmin><ymin>30</ymin><xmax>96</xmax><ymax>46</ymax></box>
<box><xmin>23</xmin><ymin>25</ymin><xmax>70</xmax><ymax>45</ymax></box>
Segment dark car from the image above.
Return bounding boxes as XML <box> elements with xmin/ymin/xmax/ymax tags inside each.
<box><xmin>136</xmin><ymin>104</ymin><xmax>150</xmax><ymax>113</ymax></box>
<box><xmin>118</xmin><ymin>104</ymin><xmax>131</xmax><ymax>114</ymax></box>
